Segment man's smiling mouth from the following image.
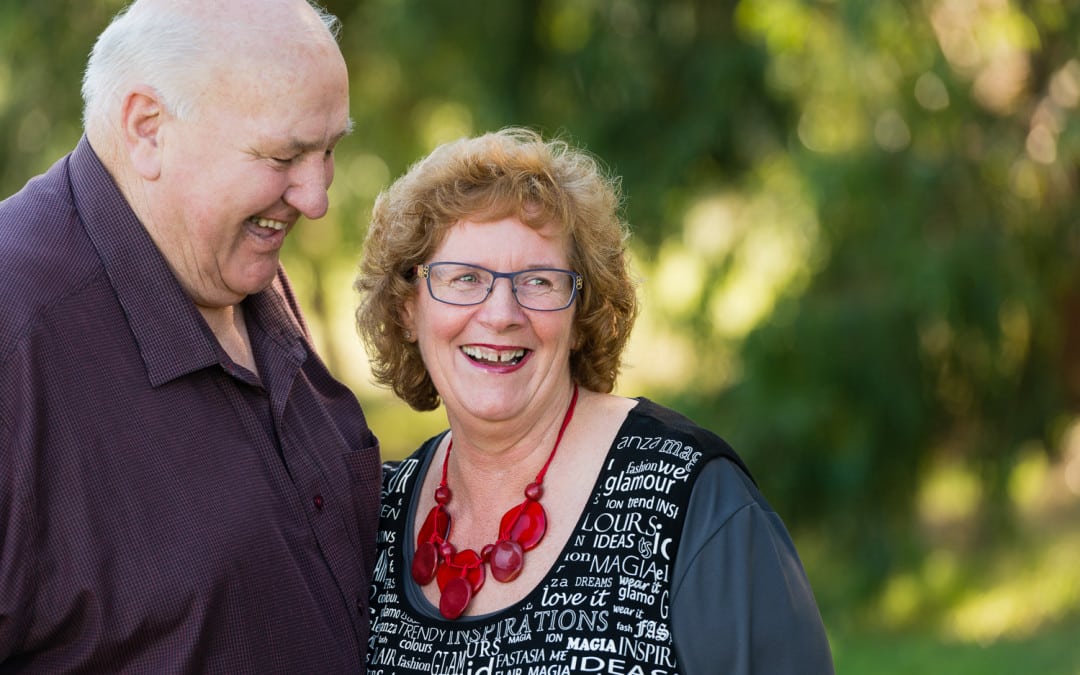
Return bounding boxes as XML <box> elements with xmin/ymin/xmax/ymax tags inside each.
<box><xmin>249</xmin><ymin>216</ymin><xmax>287</xmax><ymax>231</ymax></box>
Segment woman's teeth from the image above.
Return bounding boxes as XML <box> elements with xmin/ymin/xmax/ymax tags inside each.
<box><xmin>462</xmin><ymin>345</ymin><xmax>526</xmax><ymax>364</ymax></box>
<box><xmin>250</xmin><ymin>217</ymin><xmax>286</xmax><ymax>231</ymax></box>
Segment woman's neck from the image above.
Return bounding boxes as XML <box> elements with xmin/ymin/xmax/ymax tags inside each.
<box><xmin>441</xmin><ymin>387</ymin><xmax>582</xmax><ymax>498</ymax></box>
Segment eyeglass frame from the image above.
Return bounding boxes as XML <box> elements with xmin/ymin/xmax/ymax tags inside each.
<box><xmin>415</xmin><ymin>261</ymin><xmax>583</xmax><ymax>311</ymax></box>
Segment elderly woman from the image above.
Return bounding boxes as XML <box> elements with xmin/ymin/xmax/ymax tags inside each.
<box><xmin>356</xmin><ymin>128</ymin><xmax>833</xmax><ymax>674</ymax></box>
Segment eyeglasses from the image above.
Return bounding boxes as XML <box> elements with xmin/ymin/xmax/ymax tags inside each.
<box><xmin>416</xmin><ymin>262</ymin><xmax>583</xmax><ymax>311</ymax></box>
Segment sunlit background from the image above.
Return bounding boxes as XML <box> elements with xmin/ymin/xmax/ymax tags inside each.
<box><xmin>2</xmin><ymin>0</ymin><xmax>1079</xmax><ymax>671</ymax></box>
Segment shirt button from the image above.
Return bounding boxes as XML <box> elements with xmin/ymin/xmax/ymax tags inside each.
<box><xmin>313</xmin><ymin>494</ymin><xmax>324</xmax><ymax>511</ymax></box>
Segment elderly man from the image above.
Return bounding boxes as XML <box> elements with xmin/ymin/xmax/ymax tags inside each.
<box><xmin>0</xmin><ymin>0</ymin><xmax>380</xmax><ymax>671</ymax></box>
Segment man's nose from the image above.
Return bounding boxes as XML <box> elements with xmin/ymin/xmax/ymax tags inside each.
<box><xmin>284</xmin><ymin>154</ymin><xmax>333</xmax><ymax>219</ymax></box>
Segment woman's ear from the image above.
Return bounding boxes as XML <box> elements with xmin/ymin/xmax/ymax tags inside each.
<box><xmin>121</xmin><ymin>86</ymin><xmax>166</xmax><ymax>180</ymax></box>
<box><xmin>400</xmin><ymin>298</ymin><xmax>417</xmax><ymax>342</ymax></box>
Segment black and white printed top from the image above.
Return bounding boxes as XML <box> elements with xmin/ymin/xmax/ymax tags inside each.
<box><xmin>367</xmin><ymin>399</ymin><xmax>834</xmax><ymax>675</ymax></box>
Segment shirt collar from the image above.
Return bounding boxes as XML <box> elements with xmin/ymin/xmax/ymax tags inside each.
<box><xmin>69</xmin><ymin>136</ymin><xmax>306</xmax><ymax>387</ymax></box>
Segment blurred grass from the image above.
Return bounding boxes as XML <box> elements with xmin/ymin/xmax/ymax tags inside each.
<box><xmin>810</xmin><ymin>438</ymin><xmax>1080</xmax><ymax>674</ymax></box>
<box><xmin>831</xmin><ymin>619</ymin><xmax>1080</xmax><ymax>675</ymax></box>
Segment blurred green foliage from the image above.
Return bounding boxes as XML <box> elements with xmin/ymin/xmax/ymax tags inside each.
<box><xmin>3</xmin><ymin>0</ymin><xmax>1080</xmax><ymax>651</ymax></box>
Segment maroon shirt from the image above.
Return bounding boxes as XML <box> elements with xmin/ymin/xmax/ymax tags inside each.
<box><xmin>0</xmin><ymin>137</ymin><xmax>381</xmax><ymax>673</ymax></box>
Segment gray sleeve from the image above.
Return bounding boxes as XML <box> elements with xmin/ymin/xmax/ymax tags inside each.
<box><xmin>670</xmin><ymin>458</ymin><xmax>834</xmax><ymax>675</ymax></box>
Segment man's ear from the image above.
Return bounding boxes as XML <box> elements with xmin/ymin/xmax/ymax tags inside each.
<box><xmin>121</xmin><ymin>86</ymin><xmax>166</xmax><ymax>180</ymax></box>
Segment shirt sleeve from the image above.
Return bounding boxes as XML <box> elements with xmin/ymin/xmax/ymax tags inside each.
<box><xmin>670</xmin><ymin>457</ymin><xmax>835</xmax><ymax>675</ymax></box>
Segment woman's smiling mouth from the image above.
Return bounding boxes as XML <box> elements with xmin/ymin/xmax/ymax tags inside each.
<box><xmin>461</xmin><ymin>345</ymin><xmax>528</xmax><ymax>365</ymax></box>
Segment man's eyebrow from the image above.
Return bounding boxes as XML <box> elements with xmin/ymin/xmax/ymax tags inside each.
<box><xmin>280</xmin><ymin>119</ymin><xmax>355</xmax><ymax>153</ymax></box>
<box><xmin>329</xmin><ymin>118</ymin><xmax>355</xmax><ymax>145</ymax></box>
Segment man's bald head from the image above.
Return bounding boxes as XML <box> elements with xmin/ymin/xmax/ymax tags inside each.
<box><xmin>81</xmin><ymin>0</ymin><xmax>343</xmax><ymax>138</ymax></box>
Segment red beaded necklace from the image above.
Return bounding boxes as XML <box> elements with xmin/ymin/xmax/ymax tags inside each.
<box><xmin>411</xmin><ymin>385</ymin><xmax>580</xmax><ymax>619</ymax></box>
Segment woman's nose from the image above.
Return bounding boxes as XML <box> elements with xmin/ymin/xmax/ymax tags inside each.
<box><xmin>476</xmin><ymin>276</ymin><xmax>526</xmax><ymax>324</ymax></box>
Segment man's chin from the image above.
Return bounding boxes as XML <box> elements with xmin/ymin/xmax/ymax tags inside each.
<box><xmin>224</xmin><ymin>265</ymin><xmax>282</xmax><ymax>303</ymax></box>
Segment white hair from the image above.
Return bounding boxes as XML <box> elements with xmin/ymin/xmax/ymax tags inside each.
<box><xmin>81</xmin><ymin>0</ymin><xmax>341</xmax><ymax>131</ymax></box>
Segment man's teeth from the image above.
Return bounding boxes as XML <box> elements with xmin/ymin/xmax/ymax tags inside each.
<box><xmin>462</xmin><ymin>346</ymin><xmax>526</xmax><ymax>364</ymax></box>
<box><xmin>250</xmin><ymin>217</ymin><xmax>286</xmax><ymax>231</ymax></box>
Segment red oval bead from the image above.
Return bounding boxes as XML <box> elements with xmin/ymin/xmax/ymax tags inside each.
<box><xmin>524</xmin><ymin>482</ymin><xmax>543</xmax><ymax>501</ymax></box>
<box><xmin>411</xmin><ymin>541</ymin><xmax>438</xmax><ymax>585</ymax></box>
<box><xmin>490</xmin><ymin>540</ymin><xmax>524</xmax><ymax>583</ymax></box>
<box><xmin>417</xmin><ymin>505</ymin><xmax>450</xmax><ymax>545</ymax></box>
<box><xmin>499</xmin><ymin>499</ymin><xmax>547</xmax><ymax>550</ymax></box>
<box><xmin>439</xmin><ymin>576</ymin><xmax>473</xmax><ymax>620</ymax></box>
<box><xmin>435</xmin><ymin>485</ymin><xmax>452</xmax><ymax>504</ymax></box>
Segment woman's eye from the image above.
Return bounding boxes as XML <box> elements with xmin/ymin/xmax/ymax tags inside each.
<box><xmin>521</xmin><ymin>275</ymin><xmax>552</xmax><ymax>288</ymax></box>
